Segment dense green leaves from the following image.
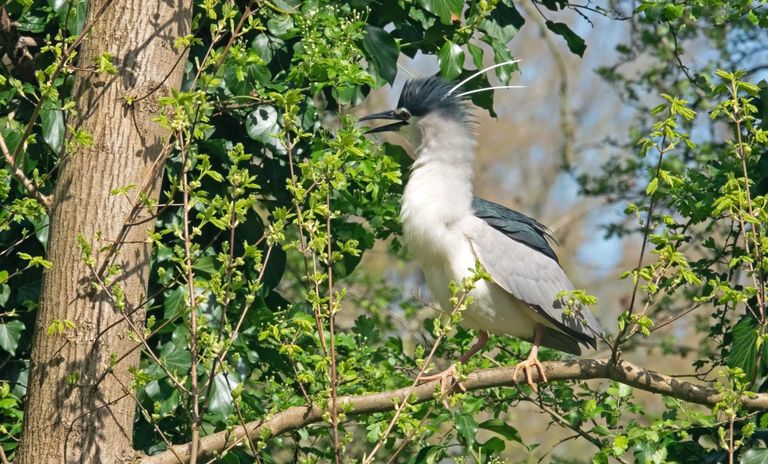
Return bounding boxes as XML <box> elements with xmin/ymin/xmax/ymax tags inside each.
<box><xmin>5</xmin><ymin>0</ymin><xmax>768</xmax><ymax>462</ymax></box>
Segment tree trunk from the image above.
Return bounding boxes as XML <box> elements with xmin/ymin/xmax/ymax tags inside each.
<box><xmin>16</xmin><ymin>1</ymin><xmax>191</xmax><ymax>462</ymax></box>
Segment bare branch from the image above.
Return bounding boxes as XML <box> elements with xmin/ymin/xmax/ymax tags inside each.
<box><xmin>140</xmin><ymin>358</ymin><xmax>768</xmax><ymax>464</ymax></box>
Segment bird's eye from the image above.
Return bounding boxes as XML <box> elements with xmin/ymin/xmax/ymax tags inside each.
<box><xmin>394</xmin><ymin>107</ymin><xmax>411</xmax><ymax>120</ymax></box>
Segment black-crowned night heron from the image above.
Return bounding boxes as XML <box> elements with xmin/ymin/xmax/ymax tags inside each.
<box><xmin>361</xmin><ymin>68</ymin><xmax>603</xmax><ymax>391</ymax></box>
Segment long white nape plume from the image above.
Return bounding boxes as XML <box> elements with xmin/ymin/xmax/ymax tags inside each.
<box><xmin>455</xmin><ymin>85</ymin><xmax>525</xmax><ymax>98</ymax></box>
<box><xmin>444</xmin><ymin>59</ymin><xmax>523</xmax><ymax>99</ymax></box>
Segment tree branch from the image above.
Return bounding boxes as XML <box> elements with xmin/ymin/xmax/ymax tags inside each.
<box><xmin>140</xmin><ymin>358</ymin><xmax>768</xmax><ymax>464</ymax></box>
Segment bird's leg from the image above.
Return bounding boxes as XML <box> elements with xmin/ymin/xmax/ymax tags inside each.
<box><xmin>513</xmin><ymin>324</ymin><xmax>549</xmax><ymax>392</ymax></box>
<box><xmin>459</xmin><ymin>330</ymin><xmax>490</xmax><ymax>363</ymax></box>
<box><xmin>418</xmin><ymin>331</ymin><xmax>489</xmax><ymax>394</ymax></box>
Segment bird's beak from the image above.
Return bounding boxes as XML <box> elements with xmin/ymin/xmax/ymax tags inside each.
<box><xmin>359</xmin><ymin>110</ymin><xmax>409</xmax><ymax>133</ymax></box>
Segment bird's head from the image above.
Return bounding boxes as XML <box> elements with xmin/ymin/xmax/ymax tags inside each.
<box><xmin>359</xmin><ymin>76</ymin><xmax>468</xmax><ymax>135</ymax></box>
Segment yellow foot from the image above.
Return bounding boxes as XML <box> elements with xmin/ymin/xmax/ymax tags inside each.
<box><xmin>418</xmin><ymin>364</ymin><xmax>467</xmax><ymax>397</ymax></box>
<box><xmin>512</xmin><ymin>357</ymin><xmax>548</xmax><ymax>392</ymax></box>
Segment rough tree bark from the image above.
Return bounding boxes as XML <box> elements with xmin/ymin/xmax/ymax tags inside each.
<box><xmin>16</xmin><ymin>1</ymin><xmax>191</xmax><ymax>462</ymax></box>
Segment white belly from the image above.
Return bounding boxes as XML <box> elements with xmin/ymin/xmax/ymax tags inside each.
<box><xmin>406</xmin><ymin>219</ymin><xmax>538</xmax><ymax>341</ymax></box>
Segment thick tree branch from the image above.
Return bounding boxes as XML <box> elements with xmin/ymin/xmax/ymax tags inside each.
<box><xmin>140</xmin><ymin>358</ymin><xmax>768</xmax><ymax>464</ymax></box>
<box><xmin>0</xmin><ymin>131</ymin><xmax>52</xmax><ymax>209</ymax></box>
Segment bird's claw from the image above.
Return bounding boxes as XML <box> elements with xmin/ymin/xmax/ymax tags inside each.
<box><xmin>512</xmin><ymin>357</ymin><xmax>548</xmax><ymax>392</ymax></box>
<box><xmin>418</xmin><ymin>364</ymin><xmax>466</xmax><ymax>403</ymax></box>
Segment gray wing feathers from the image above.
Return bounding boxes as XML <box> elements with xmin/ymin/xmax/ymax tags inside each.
<box><xmin>467</xmin><ymin>220</ymin><xmax>602</xmax><ymax>353</ymax></box>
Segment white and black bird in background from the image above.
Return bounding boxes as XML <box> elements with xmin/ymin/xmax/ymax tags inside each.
<box><xmin>361</xmin><ymin>63</ymin><xmax>603</xmax><ymax>391</ymax></box>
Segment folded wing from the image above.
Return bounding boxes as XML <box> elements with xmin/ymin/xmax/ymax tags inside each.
<box><xmin>469</xmin><ymin>198</ymin><xmax>603</xmax><ymax>354</ymax></box>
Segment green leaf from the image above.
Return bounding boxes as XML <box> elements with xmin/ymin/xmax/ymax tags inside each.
<box><xmin>545</xmin><ymin>21</ymin><xmax>587</xmax><ymax>57</ymax></box>
<box><xmin>251</xmin><ymin>34</ymin><xmax>274</xmax><ymax>64</ymax></box>
<box><xmin>206</xmin><ymin>373</ymin><xmax>236</xmax><ymax>422</ymax></box>
<box><xmin>0</xmin><ymin>320</ymin><xmax>24</xmax><ymax>355</ymax></box>
<box><xmin>467</xmin><ymin>42</ymin><xmax>484</xmax><ymax>70</ymax></box>
<box><xmin>662</xmin><ymin>4</ymin><xmax>684</xmax><ymax>21</ymax></box>
<box><xmin>417</xmin><ymin>0</ymin><xmax>463</xmax><ymax>25</ymax></box>
<box><xmin>646</xmin><ymin>177</ymin><xmax>658</xmax><ymax>195</ymax></box>
<box><xmin>540</xmin><ymin>0</ymin><xmax>567</xmax><ymax>11</ymax></box>
<box><xmin>727</xmin><ymin>316</ymin><xmax>761</xmax><ymax>380</ymax></box>
<box><xmin>414</xmin><ymin>445</ymin><xmax>444</xmax><ymax>464</ymax></box>
<box><xmin>453</xmin><ymin>411</ymin><xmax>478</xmax><ymax>444</ymax></box>
<box><xmin>742</xmin><ymin>449</ymin><xmax>768</xmax><ymax>464</ymax></box>
<box><xmin>438</xmin><ymin>40</ymin><xmax>464</xmax><ymax>80</ymax></box>
<box><xmin>0</xmin><ymin>397</ymin><xmax>17</xmax><ymax>409</ymax></box>
<box><xmin>479</xmin><ymin>2</ymin><xmax>523</xmax><ymax>44</ymax></box>
<box><xmin>49</xmin><ymin>0</ymin><xmax>88</xmax><ymax>35</ymax></box>
<box><xmin>363</xmin><ymin>26</ymin><xmax>399</xmax><ymax>84</ymax></box>
<box><xmin>488</xmin><ymin>40</ymin><xmax>517</xmax><ymax>85</ymax></box>
<box><xmin>479</xmin><ymin>418</ymin><xmax>522</xmax><ymax>442</ymax></box>
<box><xmin>267</xmin><ymin>15</ymin><xmax>294</xmax><ymax>39</ymax></box>
<box><xmin>41</xmin><ymin>100</ymin><xmax>65</xmax><ymax>155</ymax></box>
<box><xmin>479</xmin><ymin>436</ymin><xmax>506</xmax><ymax>453</ymax></box>
<box><xmin>161</xmin><ymin>345</ymin><xmax>191</xmax><ymax>374</ymax></box>
<box><xmin>163</xmin><ymin>287</ymin><xmax>186</xmax><ymax>319</ymax></box>
<box><xmin>17</xmin><ymin>12</ymin><xmax>47</xmax><ymax>33</ymax></box>
<box><xmin>0</xmin><ymin>284</ymin><xmax>10</xmax><ymax>307</ymax></box>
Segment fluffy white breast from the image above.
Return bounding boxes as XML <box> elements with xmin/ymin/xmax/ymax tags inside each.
<box><xmin>398</xmin><ymin>112</ymin><xmax>540</xmax><ymax>340</ymax></box>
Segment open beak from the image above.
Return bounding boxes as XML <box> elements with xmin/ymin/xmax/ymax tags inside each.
<box><xmin>359</xmin><ymin>110</ymin><xmax>409</xmax><ymax>133</ymax></box>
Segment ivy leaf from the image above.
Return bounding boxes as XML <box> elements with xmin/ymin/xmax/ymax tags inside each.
<box><xmin>417</xmin><ymin>0</ymin><xmax>463</xmax><ymax>25</ymax></box>
<box><xmin>0</xmin><ymin>284</ymin><xmax>10</xmax><ymax>306</ymax></box>
<box><xmin>41</xmin><ymin>100</ymin><xmax>64</xmax><ymax>155</ymax></box>
<box><xmin>160</xmin><ymin>345</ymin><xmax>191</xmax><ymax>375</ymax></box>
<box><xmin>545</xmin><ymin>20</ymin><xmax>587</xmax><ymax>57</ymax></box>
<box><xmin>363</xmin><ymin>26</ymin><xmax>399</xmax><ymax>84</ymax></box>
<box><xmin>438</xmin><ymin>40</ymin><xmax>464</xmax><ymax>80</ymax></box>
<box><xmin>206</xmin><ymin>373</ymin><xmax>236</xmax><ymax>423</ymax></box>
<box><xmin>0</xmin><ymin>320</ymin><xmax>24</xmax><ymax>355</ymax></box>
<box><xmin>163</xmin><ymin>287</ymin><xmax>185</xmax><ymax>319</ymax></box>
<box><xmin>727</xmin><ymin>316</ymin><xmax>762</xmax><ymax>380</ymax></box>
<box><xmin>742</xmin><ymin>449</ymin><xmax>768</xmax><ymax>464</ymax></box>
<box><xmin>267</xmin><ymin>15</ymin><xmax>294</xmax><ymax>39</ymax></box>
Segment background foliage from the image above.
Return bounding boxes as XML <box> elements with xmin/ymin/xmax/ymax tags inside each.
<box><xmin>1</xmin><ymin>0</ymin><xmax>768</xmax><ymax>462</ymax></box>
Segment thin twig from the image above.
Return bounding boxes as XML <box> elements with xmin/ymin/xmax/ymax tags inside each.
<box><xmin>611</xmin><ymin>133</ymin><xmax>668</xmax><ymax>363</ymax></box>
<box><xmin>180</xmin><ymin>133</ymin><xmax>201</xmax><ymax>464</ymax></box>
<box><xmin>325</xmin><ymin>190</ymin><xmax>342</xmax><ymax>464</ymax></box>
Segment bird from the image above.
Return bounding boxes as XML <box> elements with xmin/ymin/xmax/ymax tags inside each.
<box><xmin>360</xmin><ymin>67</ymin><xmax>603</xmax><ymax>391</ymax></box>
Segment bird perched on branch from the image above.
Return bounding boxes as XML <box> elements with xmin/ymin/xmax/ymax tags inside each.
<box><xmin>360</xmin><ymin>63</ymin><xmax>603</xmax><ymax>391</ymax></box>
